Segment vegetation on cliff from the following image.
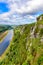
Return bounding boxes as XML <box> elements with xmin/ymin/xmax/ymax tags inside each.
<box><xmin>0</xmin><ymin>15</ymin><xmax>43</xmax><ymax>65</ymax></box>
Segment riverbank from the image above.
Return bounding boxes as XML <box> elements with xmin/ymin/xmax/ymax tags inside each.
<box><xmin>0</xmin><ymin>30</ymin><xmax>13</xmax><ymax>60</ymax></box>
<box><xmin>0</xmin><ymin>31</ymin><xmax>8</xmax><ymax>43</ymax></box>
<box><xmin>0</xmin><ymin>40</ymin><xmax>13</xmax><ymax>60</ymax></box>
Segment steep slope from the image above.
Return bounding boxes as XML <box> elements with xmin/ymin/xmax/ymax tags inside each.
<box><xmin>0</xmin><ymin>15</ymin><xmax>43</xmax><ymax>65</ymax></box>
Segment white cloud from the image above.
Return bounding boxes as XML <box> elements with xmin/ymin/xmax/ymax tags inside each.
<box><xmin>0</xmin><ymin>0</ymin><xmax>43</xmax><ymax>25</ymax></box>
<box><xmin>15</xmin><ymin>0</ymin><xmax>43</xmax><ymax>14</ymax></box>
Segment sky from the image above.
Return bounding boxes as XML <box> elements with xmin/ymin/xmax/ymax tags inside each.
<box><xmin>0</xmin><ymin>0</ymin><xmax>43</xmax><ymax>25</ymax></box>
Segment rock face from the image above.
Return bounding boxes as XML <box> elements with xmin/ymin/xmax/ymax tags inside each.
<box><xmin>30</xmin><ymin>15</ymin><xmax>43</xmax><ymax>40</ymax></box>
<box><xmin>37</xmin><ymin>14</ymin><xmax>43</xmax><ymax>21</ymax></box>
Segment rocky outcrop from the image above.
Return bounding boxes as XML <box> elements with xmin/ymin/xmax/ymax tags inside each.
<box><xmin>37</xmin><ymin>14</ymin><xmax>43</xmax><ymax>21</ymax></box>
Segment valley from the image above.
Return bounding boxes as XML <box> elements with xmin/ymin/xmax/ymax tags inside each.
<box><xmin>0</xmin><ymin>15</ymin><xmax>43</xmax><ymax>65</ymax></box>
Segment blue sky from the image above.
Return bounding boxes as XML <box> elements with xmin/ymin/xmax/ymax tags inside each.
<box><xmin>0</xmin><ymin>2</ymin><xmax>9</xmax><ymax>14</ymax></box>
<box><xmin>0</xmin><ymin>0</ymin><xmax>43</xmax><ymax>25</ymax></box>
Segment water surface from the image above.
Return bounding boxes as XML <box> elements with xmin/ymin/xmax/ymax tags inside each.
<box><xmin>0</xmin><ymin>30</ymin><xmax>13</xmax><ymax>56</ymax></box>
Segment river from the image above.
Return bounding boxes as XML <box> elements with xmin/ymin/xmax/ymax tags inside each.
<box><xmin>0</xmin><ymin>30</ymin><xmax>13</xmax><ymax>56</ymax></box>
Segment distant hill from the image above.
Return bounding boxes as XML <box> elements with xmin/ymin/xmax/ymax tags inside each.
<box><xmin>0</xmin><ymin>25</ymin><xmax>13</xmax><ymax>33</ymax></box>
<box><xmin>0</xmin><ymin>15</ymin><xmax>43</xmax><ymax>65</ymax></box>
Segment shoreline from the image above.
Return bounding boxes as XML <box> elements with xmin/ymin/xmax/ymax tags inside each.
<box><xmin>0</xmin><ymin>30</ymin><xmax>13</xmax><ymax>60</ymax></box>
<box><xmin>0</xmin><ymin>31</ymin><xmax>8</xmax><ymax>43</ymax></box>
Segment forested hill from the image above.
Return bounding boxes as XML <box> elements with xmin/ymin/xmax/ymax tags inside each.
<box><xmin>0</xmin><ymin>25</ymin><xmax>13</xmax><ymax>33</ymax></box>
<box><xmin>0</xmin><ymin>15</ymin><xmax>43</xmax><ymax>65</ymax></box>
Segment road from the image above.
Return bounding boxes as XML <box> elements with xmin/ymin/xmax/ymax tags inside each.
<box><xmin>0</xmin><ymin>30</ymin><xmax>13</xmax><ymax>56</ymax></box>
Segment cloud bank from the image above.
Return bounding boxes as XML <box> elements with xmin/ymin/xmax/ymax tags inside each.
<box><xmin>0</xmin><ymin>0</ymin><xmax>43</xmax><ymax>25</ymax></box>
